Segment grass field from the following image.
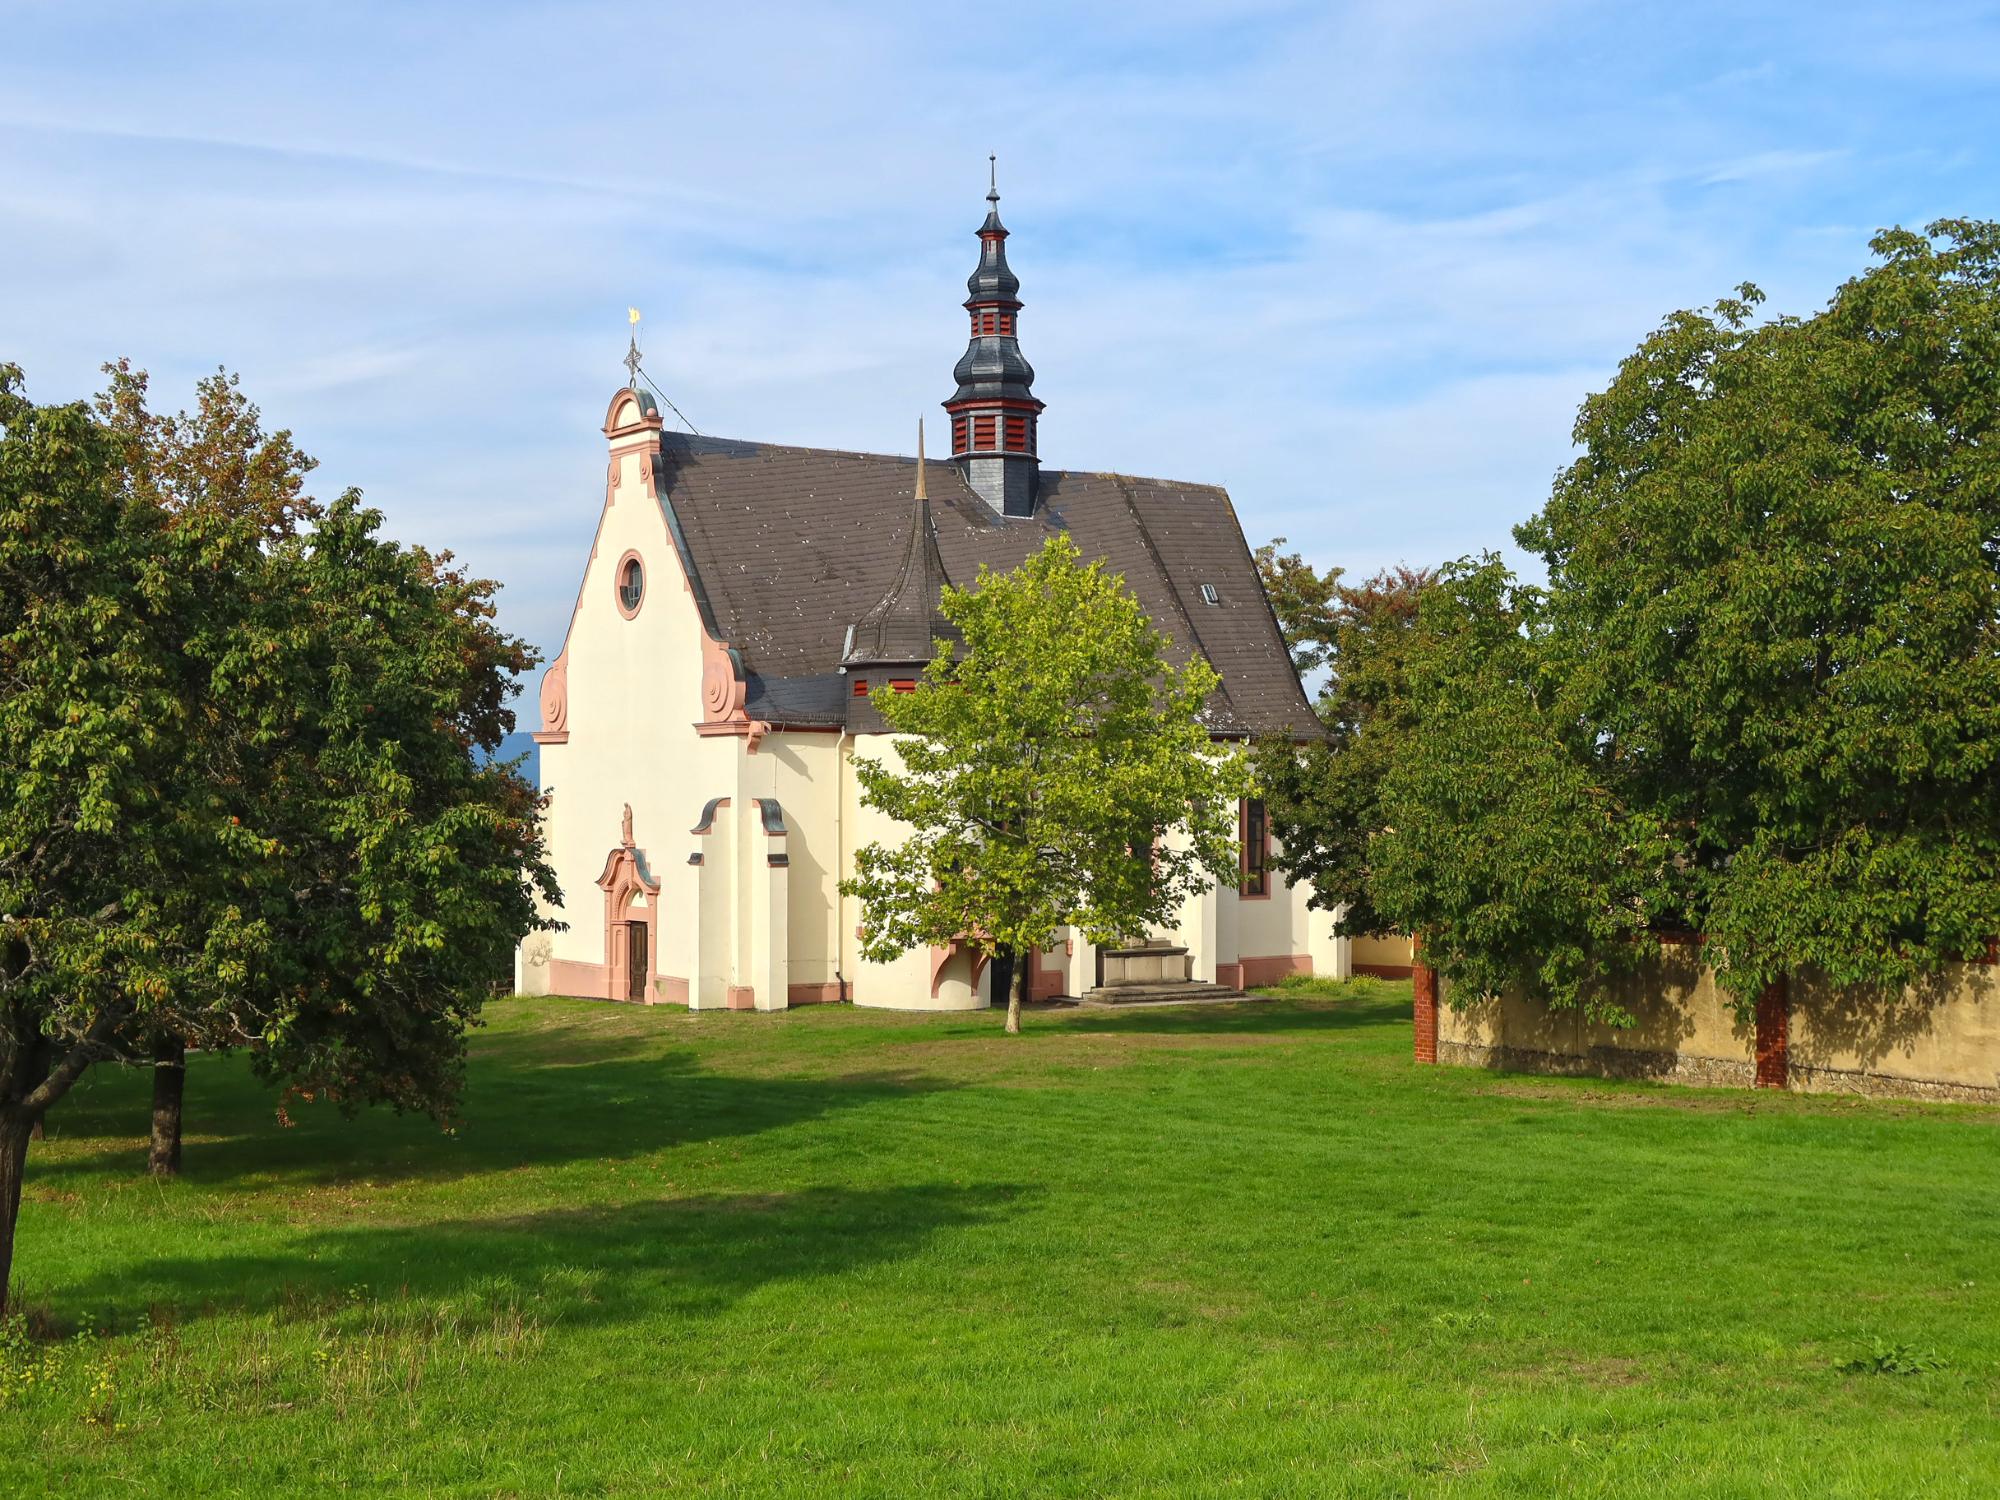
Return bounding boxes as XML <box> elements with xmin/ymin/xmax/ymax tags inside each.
<box><xmin>5</xmin><ymin>979</ymin><xmax>1997</xmax><ymax>1496</ymax></box>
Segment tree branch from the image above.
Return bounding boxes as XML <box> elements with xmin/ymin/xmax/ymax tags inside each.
<box><xmin>17</xmin><ymin>1006</ymin><xmax>129</xmax><ymax>1118</ymax></box>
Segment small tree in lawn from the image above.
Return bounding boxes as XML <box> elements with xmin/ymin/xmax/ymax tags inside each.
<box><xmin>841</xmin><ymin>535</ymin><xmax>1248</xmax><ymax>1033</ymax></box>
<box><xmin>0</xmin><ymin>364</ymin><xmax>554</xmax><ymax>1311</ymax></box>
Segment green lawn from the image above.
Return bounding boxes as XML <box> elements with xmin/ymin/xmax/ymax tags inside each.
<box><xmin>5</xmin><ymin>981</ymin><xmax>1997</xmax><ymax>1497</ymax></box>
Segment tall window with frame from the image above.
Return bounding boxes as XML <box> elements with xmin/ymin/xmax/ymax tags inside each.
<box><xmin>1240</xmin><ymin>797</ymin><xmax>1269</xmax><ymax>898</ymax></box>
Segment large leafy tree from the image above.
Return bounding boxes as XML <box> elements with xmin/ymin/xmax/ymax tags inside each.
<box><xmin>1254</xmin><ymin>564</ymin><xmax>1432</xmax><ymax>940</ymax></box>
<box><xmin>1372</xmin><ymin>220</ymin><xmax>2000</xmax><ymax>1013</ymax></box>
<box><xmin>0</xmin><ymin>364</ymin><xmax>554</xmax><ymax>1309</ymax></box>
<box><xmin>841</xmin><ymin>535</ymin><xmax>1249</xmax><ymax>1033</ymax></box>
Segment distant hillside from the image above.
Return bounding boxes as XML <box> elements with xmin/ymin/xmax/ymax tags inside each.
<box><xmin>481</xmin><ymin>730</ymin><xmax>540</xmax><ymax>786</ymax></box>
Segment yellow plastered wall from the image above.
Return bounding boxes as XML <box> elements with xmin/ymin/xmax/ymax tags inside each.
<box><xmin>1351</xmin><ymin>934</ymin><xmax>1415</xmax><ymax>971</ymax></box>
<box><xmin>1439</xmin><ymin>951</ymin><xmax>1752</xmax><ymax>1064</ymax></box>
<box><xmin>1790</xmin><ymin>966</ymin><xmax>2000</xmax><ymax>1092</ymax></box>
<box><xmin>1440</xmin><ymin>957</ymin><xmax>2000</xmax><ymax>1096</ymax></box>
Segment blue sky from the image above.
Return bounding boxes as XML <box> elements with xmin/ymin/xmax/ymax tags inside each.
<box><xmin>5</xmin><ymin>2</ymin><xmax>1997</xmax><ymax>676</ymax></box>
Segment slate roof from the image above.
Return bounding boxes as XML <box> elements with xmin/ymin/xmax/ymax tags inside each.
<box><xmin>654</xmin><ymin>431</ymin><xmax>1320</xmax><ymax>739</ymax></box>
<box><xmin>839</xmin><ymin>490</ymin><xmax>960</xmax><ymax>670</ymax></box>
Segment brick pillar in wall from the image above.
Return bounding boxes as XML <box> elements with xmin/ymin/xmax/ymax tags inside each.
<box><xmin>1412</xmin><ymin>939</ymin><xmax>1439</xmax><ymax>1065</ymax></box>
<box><xmin>1754</xmin><ymin>975</ymin><xmax>1789</xmax><ymax>1089</ymax></box>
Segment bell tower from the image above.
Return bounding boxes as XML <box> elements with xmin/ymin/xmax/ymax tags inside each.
<box><xmin>944</xmin><ymin>159</ymin><xmax>1044</xmax><ymax>517</ymax></box>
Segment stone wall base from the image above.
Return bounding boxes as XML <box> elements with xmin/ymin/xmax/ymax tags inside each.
<box><xmin>1439</xmin><ymin>1039</ymin><xmax>1752</xmax><ymax>1089</ymax></box>
<box><xmin>1785</xmin><ymin>1061</ymin><xmax>2000</xmax><ymax>1105</ymax></box>
<box><xmin>1439</xmin><ymin>1039</ymin><xmax>1998</xmax><ymax>1103</ymax></box>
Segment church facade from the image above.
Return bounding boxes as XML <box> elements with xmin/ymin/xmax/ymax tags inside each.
<box><xmin>516</xmin><ymin>183</ymin><xmax>1349</xmax><ymax>1009</ymax></box>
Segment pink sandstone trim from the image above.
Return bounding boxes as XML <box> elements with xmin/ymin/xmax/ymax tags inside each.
<box><xmin>1239</xmin><ymin>954</ymin><xmax>1309</xmax><ymax>988</ymax></box>
<box><xmin>546</xmin><ymin>958</ymin><xmax>608</xmax><ymax>998</ymax></box>
<box><xmin>602</xmin><ymin>386</ymin><xmax>664</xmax><ymax>441</ymax></box>
<box><xmin>535</xmin><ymin>650</ymin><xmax>569</xmax><ymax>741</ymax></box>
<box><xmin>596</xmin><ymin>812</ymin><xmax>662</xmax><ymax>1004</ymax></box>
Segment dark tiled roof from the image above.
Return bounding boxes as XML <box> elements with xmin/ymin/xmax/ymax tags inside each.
<box><xmin>655</xmin><ymin>432</ymin><xmax>1320</xmax><ymax>738</ymax></box>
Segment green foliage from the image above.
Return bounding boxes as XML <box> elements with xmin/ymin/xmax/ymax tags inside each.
<box><xmin>1837</xmin><ymin>1338</ymin><xmax>1949</xmax><ymax>1377</ymax></box>
<box><xmin>1336</xmin><ymin>221</ymin><xmax>2000</xmax><ymax>1013</ymax></box>
<box><xmin>1254</xmin><ymin>561</ymin><xmax>1432</xmax><ymax>940</ymax></box>
<box><xmin>840</xmin><ymin>535</ymin><xmax>1248</xmax><ymax>1021</ymax></box>
<box><xmin>1370</xmin><ymin>558</ymin><xmax>1668</xmax><ymax>1019</ymax></box>
<box><xmin>1252</xmin><ymin>536</ymin><xmax>1344</xmax><ymax>681</ymax></box>
<box><xmin>1251</xmin><ymin>972</ymin><xmax>1406</xmax><ymax>1003</ymax></box>
<box><xmin>0</xmin><ymin>361</ymin><xmax>556</xmax><ymax>1304</ymax></box>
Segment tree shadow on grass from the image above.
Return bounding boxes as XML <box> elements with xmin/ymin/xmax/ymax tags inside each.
<box><xmin>32</xmin><ymin>1047</ymin><xmax>960</xmax><ymax>1193</ymax></box>
<box><xmin>54</xmin><ymin>1182</ymin><xmax>1029</xmax><ymax>1329</ymax></box>
<box><xmin>1060</xmin><ymin>994</ymin><xmax>1411</xmax><ymax>1038</ymax></box>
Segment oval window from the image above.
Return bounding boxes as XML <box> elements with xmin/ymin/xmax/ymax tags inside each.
<box><xmin>617</xmin><ymin>555</ymin><xmax>644</xmax><ymax>616</ymax></box>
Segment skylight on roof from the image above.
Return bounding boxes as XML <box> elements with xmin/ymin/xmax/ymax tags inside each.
<box><xmin>1199</xmin><ymin>583</ymin><xmax>1220</xmax><ymax>606</ymax></box>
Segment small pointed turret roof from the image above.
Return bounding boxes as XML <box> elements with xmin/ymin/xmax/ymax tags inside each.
<box><xmin>840</xmin><ymin>420</ymin><xmax>959</xmax><ymax>669</ymax></box>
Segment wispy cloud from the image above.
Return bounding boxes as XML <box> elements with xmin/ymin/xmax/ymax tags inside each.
<box><xmin>2</xmin><ymin>1</ymin><xmax>1994</xmax><ymax>666</ymax></box>
<box><xmin>1698</xmin><ymin>148</ymin><xmax>1846</xmax><ymax>185</ymax></box>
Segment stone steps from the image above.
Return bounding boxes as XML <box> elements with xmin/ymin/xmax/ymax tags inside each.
<box><xmin>1079</xmin><ymin>981</ymin><xmax>1250</xmax><ymax>1006</ymax></box>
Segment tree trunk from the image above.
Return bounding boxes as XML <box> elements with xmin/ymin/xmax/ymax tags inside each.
<box><xmin>1006</xmin><ymin>951</ymin><xmax>1027</xmax><ymax>1035</ymax></box>
<box><xmin>0</xmin><ymin>1112</ymin><xmax>31</xmax><ymax>1318</ymax></box>
<box><xmin>149</xmin><ymin>1034</ymin><xmax>186</xmax><ymax>1178</ymax></box>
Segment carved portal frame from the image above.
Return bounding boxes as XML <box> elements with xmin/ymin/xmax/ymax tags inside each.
<box><xmin>597</xmin><ymin>827</ymin><xmax>662</xmax><ymax>1004</ymax></box>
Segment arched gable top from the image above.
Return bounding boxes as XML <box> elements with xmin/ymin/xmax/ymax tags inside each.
<box><xmin>604</xmin><ymin>387</ymin><xmax>664</xmax><ymax>440</ymax></box>
<box><xmin>596</xmin><ymin>843</ymin><xmax>661</xmax><ymax>899</ymax></box>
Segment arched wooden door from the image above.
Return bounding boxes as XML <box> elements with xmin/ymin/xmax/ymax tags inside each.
<box><xmin>626</xmin><ymin>919</ymin><xmax>649</xmax><ymax>1002</ymax></box>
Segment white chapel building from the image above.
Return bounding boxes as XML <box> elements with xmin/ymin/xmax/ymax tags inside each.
<box><xmin>516</xmin><ymin>183</ymin><xmax>1349</xmax><ymax>1009</ymax></box>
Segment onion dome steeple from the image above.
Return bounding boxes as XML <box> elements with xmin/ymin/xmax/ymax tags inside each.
<box><xmin>944</xmin><ymin>158</ymin><xmax>1044</xmax><ymax>518</ymax></box>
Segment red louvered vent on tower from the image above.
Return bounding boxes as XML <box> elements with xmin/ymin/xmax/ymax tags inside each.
<box><xmin>1004</xmin><ymin>416</ymin><xmax>1027</xmax><ymax>451</ymax></box>
<box><xmin>973</xmin><ymin>415</ymin><xmax>997</xmax><ymax>450</ymax></box>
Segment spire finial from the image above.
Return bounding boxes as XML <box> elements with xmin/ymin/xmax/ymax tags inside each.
<box><xmin>988</xmin><ymin>153</ymin><xmax>999</xmax><ymax>204</ymax></box>
<box><xmin>623</xmin><ymin>306</ymin><xmax>642</xmax><ymax>390</ymax></box>
<box><xmin>916</xmin><ymin>417</ymin><xmax>927</xmax><ymax>500</ymax></box>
